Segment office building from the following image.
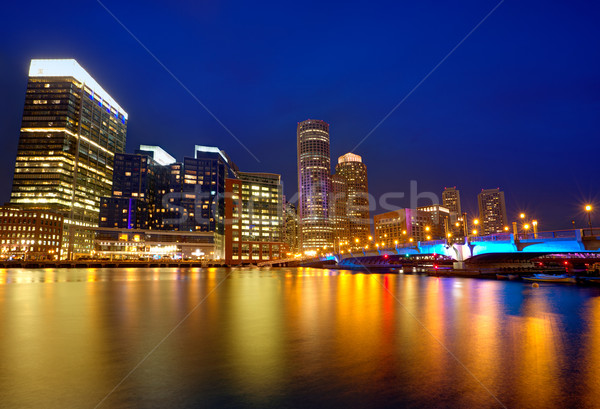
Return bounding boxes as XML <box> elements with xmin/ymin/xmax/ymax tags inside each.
<box><xmin>418</xmin><ymin>204</ymin><xmax>450</xmax><ymax>240</ymax></box>
<box><xmin>284</xmin><ymin>202</ymin><xmax>299</xmax><ymax>255</ymax></box>
<box><xmin>297</xmin><ymin>119</ymin><xmax>333</xmax><ymax>251</ymax></box>
<box><xmin>478</xmin><ymin>188</ymin><xmax>508</xmax><ymax>235</ymax></box>
<box><xmin>442</xmin><ymin>187</ymin><xmax>462</xmax><ymax>222</ymax></box>
<box><xmin>98</xmin><ymin>148</ymin><xmax>171</xmax><ymax>230</ymax></box>
<box><xmin>333</xmin><ymin>152</ymin><xmax>370</xmax><ymax>245</ymax></box>
<box><xmin>0</xmin><ymin>206</ymin><xmax>63</xmax><ymax>260</ymax></box>
<box><xmin>224</xmin><ymin>172</ymin><xmax>284</xmax><ymax>264</ymax></box>
<box><xmin>166</xmin><ymin>146</ymin><xmax>237</xmax><ymax>258</ymax></box>
<box><xmin>10</xmin><ymin>59</ymin><xmax>127</xmax><ymax>259</ymax></box>
<box><xmin>329</xmin><ymin>173</ymin><xmax>347</xmax><ymax>245</ymax></box>
<box><xmin>374</xmin><ymin>209</ymin><xmax>428</xmax><ymax>245</ymax></box>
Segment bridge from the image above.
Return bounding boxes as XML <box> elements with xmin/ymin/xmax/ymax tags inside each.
<box><xmin>333</xmin><ymin>229</ymin><xmax>600</xmax><ymax>266</ymax></box>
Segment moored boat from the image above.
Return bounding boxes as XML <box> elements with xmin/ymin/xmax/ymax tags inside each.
<box><xmin>522</xmin><ymin>274</ymin><xmax>576</xmax><ymax>283</ymax></box>
<box><xmin>496</xmin><ymin>273</ymin><xmax>520</xmax><ymax>281</ymax></box>
<box><xmin>579</xmin><ymin>277</ymin><xmax>600</xmax><ymax>285</ymax></box>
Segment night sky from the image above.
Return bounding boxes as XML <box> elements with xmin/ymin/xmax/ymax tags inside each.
<box><xmin>1</xmin><ymin>0</ymin><xmax>599</xmax><ymax>230</ymax></box>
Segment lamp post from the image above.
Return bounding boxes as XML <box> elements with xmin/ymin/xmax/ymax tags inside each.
<box><xmin>471</xmin><ymin>218</ymin><xmax>479</xmax><ymax>238</ymax></box>
<box><xmin>518</xmin><ymin>212</ymin><xmax>531</xmax><ymax>239</ymax></box>
<box><xmin>586</xmin><ymin>205</ymin><xmax>594</xmax><ymax>236</ymax></box>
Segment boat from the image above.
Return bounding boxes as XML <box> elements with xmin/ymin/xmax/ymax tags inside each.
<box><xmin>522</xmin><ymin>274</ymin><xmax>576</xmax><ymax>283</ymax></box>
<box><xmin>496</xmin><ymin>273</ymin><xmax>520</xmax><ymax>281</ymax></box>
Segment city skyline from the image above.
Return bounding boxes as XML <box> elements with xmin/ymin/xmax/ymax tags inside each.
<box><xmin>1</xmin><ymin>1</ymin><xmax>599</xmax><ymax>231</ymax></box>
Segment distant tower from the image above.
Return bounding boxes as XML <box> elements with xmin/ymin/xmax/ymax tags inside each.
<box><xmin>297</xmin><ymin>119</ymin><xmax>332</xmax><ymax>251</ymax></box>
<box><xmin>477</xmin><ymin>188</ymin><xmax>508</xmax><ymax>235</ymax></box>
<box><xmin>442</xmin><ymin>187</ymin><xmax>462</xmax><ymax>223</ymax></box>
<box><xmin>334</xmin><ymin>153</ymin><xmax>370</xmax><ymax>245</ymax></box>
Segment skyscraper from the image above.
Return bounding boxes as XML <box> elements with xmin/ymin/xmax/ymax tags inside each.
<box><xmin>478</xmin><ymin>188</ymin><xmax>508</xmax><ymax>235</ymax></box>
<box><xmin>10</xmin><ymin>59</ymin><xmax>127</xmax><ymax>259</ymax></box>
<box><xmin>442</xmin><ymin>187</ymin><xmax>462</xmax><ymax>222</ymax></box>
<box><xmin>333</xmin><ymin>152</ymin><xmax>370</xmax><ymax>245</ymax></box>
<box><xmin>297</xmin><ymin>119</ymin><xmax>332</xmax><ymax>251</ymax></box>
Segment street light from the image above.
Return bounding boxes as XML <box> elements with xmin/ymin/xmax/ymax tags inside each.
<box><xmin>586</xmin><ymin>204</ymin><xmax>594</xmax><ymax>236</ymax></box>
<box><xmin>472</xmin><ymin>229</ymin><xmax>478</xmax><ymax>236</ymax></box>
<box><xmin>523</xmin><ymin>223</ymin><xmax>530</xmax><ymax>238</ymax></box>
<box><xmin>473</xmin><ymin>219</ymin><xmax>479</xmax><ymax>225</ymax></box>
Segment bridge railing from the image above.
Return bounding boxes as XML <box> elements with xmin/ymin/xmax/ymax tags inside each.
<box><xmin>472</xmin><ymin>233</ymin><xmax>512</xmax><ymax>242</ymax></box>
<box><xmin>581</xmin><ymin>228</ymin><xmax>599</xmax><ymax>238</ymax></box>
<box><xmin>515</xmin><ymin>230</ymin><xmax>577</xmax><ymax>240</ymax></box>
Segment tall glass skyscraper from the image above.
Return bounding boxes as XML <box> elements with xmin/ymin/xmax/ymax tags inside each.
<box><xmin>10</xmin><ymin>59</ymin><xmax>127</xmax><ymax>259</ymax></box>
<box><xmin>297</xmin><ymin>119</ymin><xmax>333</xmax><ymax>251</ymax></box>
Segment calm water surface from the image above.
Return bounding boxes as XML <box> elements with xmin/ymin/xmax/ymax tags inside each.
<box><xmin>1</xmin><ymin>267</ymin><xmax>600</xmax><ymax>408</ymax></box>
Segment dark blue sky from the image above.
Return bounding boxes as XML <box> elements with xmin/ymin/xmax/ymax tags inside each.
<box><xmin>1</xmin><ymin>0</ymin><xmax>599</xmax><ymax>230</ymax></box>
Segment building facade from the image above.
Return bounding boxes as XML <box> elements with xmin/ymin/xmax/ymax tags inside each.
<box><xmin>477</xmin><ymin>188</ymin><xmax>508</xmax><ymax>235</ymax></box>
<box><xmin>94</xmin><ymin>228</ymin><xmax>214</xmax><ymax>260</ymax></box>
<box><xmin>374</xmin><ymin>206</ymin><xmax>449</xmax><ymax>246</ymax></box>
<box><xmin>418</xmin><ymin>204</ymin><xmax>450</xmax><ymax>240</ymax></box>
<box><xmin>329</xmin><ymin>173</ymin><xmax>347</xmax><ymax>246</ymax></box>
<box><xmin>159</xmin><ymin>145</ymin><xmax>238</xmax><ymax>259</ymax></box>
<box><xmin>374</xmin><ymin>209</ymin><xmax>429</xmax><ymax>245</ymax></box>
<box><xmin>99</xmin><ymin>150</ymin><xmax>171</xmax><ymax>230</ymax></box>
<box><xmin>284</xmin><ymin>202</ymin><xmax>299</xmax><ymax>255</ymax></box>
<box><xmin>297</xmin><ymin>119</ymin><xmax>333</xmax><ymax>251</ymax></box>
<box><xmin>225</xmin><ymin>172</ymin><xmax>285</xmax><ymax>264</ymax></box>
<box><xmin>442</xmin><ymin>187</ymin><xmax>462</xmax><ymax>222</ymax></box>
<box><xmin>333</xmin><ymin>152</ymin><xmax>370</xmax><ymax>246</ymax></box>
<box><xmin>10</xmin><ymin>59</ymin><xmax>127</xmax><ymax>259</ymax></box>
<box><xmin>0</xmin><ymin>207</ymin><xmax>63</xmax><ymax>260</ymax></box>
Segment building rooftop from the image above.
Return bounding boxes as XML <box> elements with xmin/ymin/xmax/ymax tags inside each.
<box><xmin>29</xmin><ymin>59</ymin><xmax>128</xmax><ymax>119</ymax></box>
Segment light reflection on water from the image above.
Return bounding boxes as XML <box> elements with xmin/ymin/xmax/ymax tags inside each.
<box><xmin>0</xmin><ymin>267</ymin><xmax>600</xmax><ymax>408</ymax></box>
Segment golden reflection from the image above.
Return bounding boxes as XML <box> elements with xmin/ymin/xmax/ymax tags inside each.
<box><xmin>462</xmin><ymin>281</ymin><xmax>501</xmax><ymax>387</ymax></box>
<box><xmin>0</xmin><ymin>267</ymin><xmax>596</xmax><ymax>407</ymax></box>
<box><xmin>226</xmin><ymin>269</ymin><xmax>284</xmax><ymax>401</ymax></box>
<box><xmin>86</xmin><ymin>269</ymin><xmax>98</xmax><ymax>282</ymax></box>
<box><xmin>582</xmin><ymin>297</ymin><xmax>600</xmax><ymax>403</ymax></box>
<box><xmin>125</xmin><ymin>267</ymin><xmax>137</xmax><ymax>282</ymax></box>
<box><xmin>508</xmin><ymin>291</ymin><xmax>562</xmax><ymax>407</ymax></box>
